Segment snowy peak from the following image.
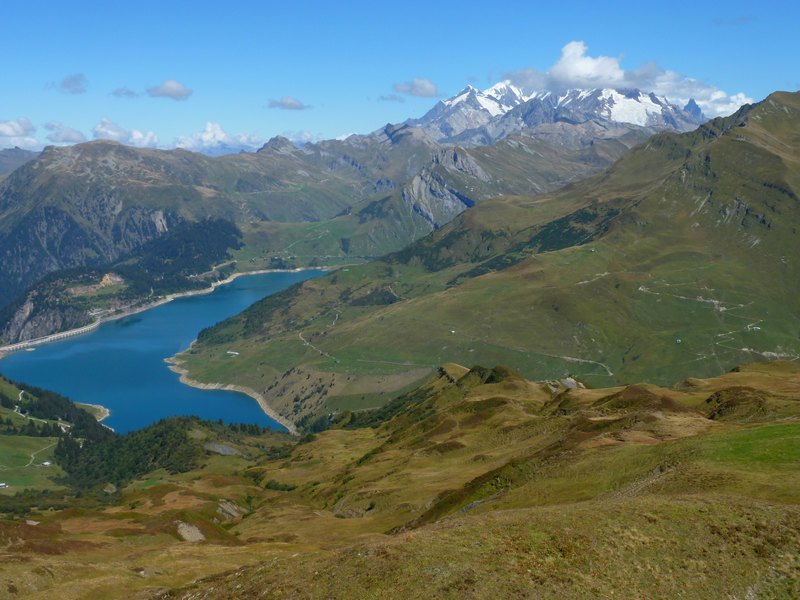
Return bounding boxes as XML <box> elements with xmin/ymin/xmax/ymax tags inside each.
<box><xmin>544</xmin><ymin>88</ymin><xmax>678</xmax><ymax>127</ymax></box>
<box><xmin>441</xmin><ymin>81</ymin><xmax>532</xmax><ymax>116</ymax></box>
<box><xmin>597</xmin><ymin>89</ymin><xmax>670</xmax><ymax>126</ymax></box>
<box><xmin>410</xmin><ymin>80</ymin><xmax>535</xmax><ymax>141</ymax></box>
<box><xmin>483</xmin><ymin>80</ymin><xmax>532</xmax><ymax>111</ymax></box>
<box><xmin>441</xmin><ymin>85</ymin><xmax>506</xmax><ymax>117</ymax></box>
<box><xmin>410</xmin><ymin>81</ymin><xmax>706</xmax><ymax>146</ymax></box>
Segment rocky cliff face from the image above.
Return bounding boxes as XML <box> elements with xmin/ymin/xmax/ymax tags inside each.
<box><xmin>0</xmin><ymin>193</ymin><xmax>181</xmax><ymax>308</ymax></box>
<box><xmin>0</xmin><ymin>291</ymin><xmax>91</xmax><ymax>343</ymax></box>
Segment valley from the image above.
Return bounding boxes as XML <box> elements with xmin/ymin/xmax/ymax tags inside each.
<box><xmin>0</xmin><ymin>270</ymin><xmax>323</xmax><ymax>433</ymax></box>
<box><xmin>1</xmin><ymin>16</ymin><xmax>798</xmax><ymax>596</ymax></box>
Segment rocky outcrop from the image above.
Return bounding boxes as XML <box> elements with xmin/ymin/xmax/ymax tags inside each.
<box><xmin>431</xmin><ymin>148</ymin><xmax>491</xmax><ymax>181</ymax></box>
<box><xmin>401</xmin><ymin>168</ymin><xmax>476</xmax><ymax>228</ymax></box>
<box><xmin>0</xmin><ymin>198</ymin><xmax>180</xmax><ymax>307</ymax></box>
<box><xmin>1</xmin><ymin>292</ymin><xmax>91</xmax><ymax>344</ymax></box>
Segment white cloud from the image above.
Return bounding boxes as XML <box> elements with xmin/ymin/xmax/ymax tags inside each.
<box><xmin>393</xmin><ymin>77</ymin><xmax>439</xmax><ymax>98</ymax></box>
<box><xmin>60</xmin><ymin>73</ymin><xmax>88</xmax><ymax>94</ymax></box>
<box><xmin>129</xmin><ymin>129</ymin><xmax>159</xmax><ymax>147</ymax></box>
<box><xmin>0</xmin><ymin>117</ymin><xmax>35</xmax><ymax>138</ymax></box>
<box><xmin>92</xmin><ymin>118</ymin><xmax>127</xmax><ymax>142</ymax></box>
<box><xmin>44</xmin><ymin>121</ymin><xmax>86</xmax><ymax>144</ymax></box>
<box><xmin>112</xmin><ymin>86</ymin><xmax>138</xmax><ymax>98</ymax></box>
<box><xmin>147</xmin><ymin>79</ymin><xmax>192</xmax><ymax>101</ymax></box>
<box><xmin>550</xmin><ymin>41</ymin><xmax>625</xmax><ymax>88</ymax></box>
<box><xmin>175</xmin><ymin>122</ymin><xmax>261</xmax><ymax>153</ymax></box>
<box><xmin>92</xmin><ymin>117</ymin><xmax>158</xmax><ymax>147</ymax></box>
<box><xmin>378</xmin><ymin>93</ymin><xmax>405</xmax><ymax>103</ymax></box>
<box><xmin>282</xmin><ymin>130</ymin><xmax>324</xmax><ymax>144</ymax></box>
<box><xmin>268</xmin><ymin>96</ymin><xmax>311</xmax><ymax>110</ymax></box>
<box><xmin>0</xmin><ymin>117</ymin><xmax>38</xmax><ymax>149</ymax></box>
<box><xmin>505</xmin><ymin>41</ymin><xmax>753</xmax><ymax>117</ymax></box>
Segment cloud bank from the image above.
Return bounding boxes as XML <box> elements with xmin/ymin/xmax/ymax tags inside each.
<box><xmin>504</xmin><ymin>41</ymin><xmax>752</xmax><ymax>117</ymax></box>
<box><xmin>60</xmin><ymin>73</ymin><xmax>88</xmax><ymax>94</ymax></box>
<box><xmin>393</xmin><ymin>77</ymin><xmax>439</xmax><ymax>98</ymax></box>
<box><xmin>45</xmin><ymin>122</ymin><xmax>86</xmax><ymax>144</ymax></box>
<box><xmin>175</xmin><ymin>122</ymin><xmax>261</xmax><ymax>153</ymax></box>
<box><xmin>92</xmin><ymin>118</ymin><xmax>158</xmax><ymax>147</ymax></box>
<box><xmin>268</xmin><ymin>97</ymin><xmax>310</xmax><ymax>110</ymax></box>
<box><xmin>147</xmin><ymin>79</ymin><xmax>193</xmax><ymax>101</ymax></box>
<box><xmin>112</xmin><ymin>86</ymin><xmax>138</xmax><ymax>98</ymax></box>
<box><xmin>0</xmin><ymin>117</ymin><xmax>37</xmax><ymax>149</ymax></box>
<box><xmin>378</xmin><ymin>93</ymin><xmax>405</xmax><ymax>103</ymax></box>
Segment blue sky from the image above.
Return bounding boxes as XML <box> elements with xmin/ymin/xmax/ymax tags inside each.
<box><xmin>1</xmin><ymin>0</ymin><xmax>798</xmax><ymax>151</ymax></box>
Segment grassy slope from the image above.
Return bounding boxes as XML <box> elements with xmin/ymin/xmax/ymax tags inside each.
<box><xmin>179</xmin><ymin>92</ymin><xmax>800</xmax><ymax>425</ymax></box>
<box><xmin>1</xmin><ymin>361</ymin><xmax>798</xmax><ymax>598</ymax></box>
<box><xmin>0</xmin><ymin>378</ymin><xmax>66</xmax><ymax>492</ymax></box>
<box><xmin>0</xmin><ymin>436</ymin><xmax>62</xmax><ymax>491</ymax></box>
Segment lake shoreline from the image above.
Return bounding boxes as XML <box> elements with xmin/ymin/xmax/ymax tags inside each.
<box><xmin>165</xmin><ymin>355</ymin><xmax>298</xmax><ymax>436</ymax></box>
<box><xmin>0</xmin><ymin>267</ymin><xmax>329</xmax><ymax>359</ymax></box>
<box><xmin>0</xmin><ymin>267</ymin><xmax>323</xmax><ymax>434</ymax></box>
<box><xmin>76</xmin><ymin>402</ymin><xmax>111</xmax><ymax>422</ymax></box>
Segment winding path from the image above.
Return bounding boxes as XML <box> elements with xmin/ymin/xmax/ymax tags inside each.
<box><xmin>25</xmin><ymin>442</ymin><xmax>56</xmax><ymax>467</ymax></box>
<box><xmin>299</xmin><ymin>332</ymin><xmax>339</xmax><ymax>363</ymax></box>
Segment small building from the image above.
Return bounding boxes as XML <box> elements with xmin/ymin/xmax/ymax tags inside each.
<box><xmin>0</xmin><ymin>483</ymin><xmax>7</xmax><ymax>488</ymax></box>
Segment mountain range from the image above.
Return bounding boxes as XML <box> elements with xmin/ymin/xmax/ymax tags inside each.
<box><xmin>179</xmin><ymin>91</ymin><xmax>800</xmax><ymax>425</ymax></box>
<box><xmin>3</xmin><ymin>68</ymin><xmax>800</xmax><ymax>600</ymax></box>
<box><xmin>408</xmin><ymin>81</ymin><xmax>704</xmax><ymax>145</ymax></box>
<box><xmin>0</xmin><ymin>80</ymin><xmax>702</xmax><ymax>343</ymax></box>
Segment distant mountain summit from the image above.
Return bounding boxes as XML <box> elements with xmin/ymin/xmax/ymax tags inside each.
<box><xmin>0</xmin><ymin>146</ymin><xmax>38</xmax><ymax>176</ymax></box>
<box><xmin>406</xmin><ymin>82</ymin><xmax>530</xmax><ymax>141</ymax></box>
<box><xmin>408</xmin><ymin>80</ymin><xmax>706</xmax><ymax>146</ymax></box>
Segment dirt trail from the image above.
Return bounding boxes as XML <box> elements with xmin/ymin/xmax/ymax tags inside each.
<box><xmin>26</xmin><ymin>442</ymin><xmax>56</xmax><ymax>467</ymax></box>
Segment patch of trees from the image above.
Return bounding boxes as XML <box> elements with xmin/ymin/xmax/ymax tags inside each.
<box><xmin>197</xmin><ymin>280</ymin><xmax>304</xmax><ymax>343</ymax></box>
<box><xmin>55</xmin><ymin>417</ymin><xmax>203</xmax><ymax>489</ymax></box>
<box><xmin>115</xmin><ymin>218</ymin><xmax>243</xmax><ymax>297</ymax></box>
<box><xmin>0</xmin><ymin>418</ymin><xmax>61</xmax><ymax>437</ymax></box>
<box><xmin>51</xmin><ymin>416</ymin><xmax>284</xmax><ymax>491</ymax></box>
<box><xmin>0</xmin><ymin>487</ymin><xmax>109</xmax><ymax>516</ymax></box>
<box><xmin>0</xmin><ymin>390</ymin><xmax>14</xmax><ymax>409</ymax></box>
<box><xmin>0</xmin><ymin>219</ymin><xmax>242</xmax><ymax>336</ymax></box>
<box><xmin>264</xmin><ymin>479</ymin><xmax>297</xmax><ymax>491</ymax></box>
<box><xmin>11</xmin><ymin>381</ymin><xmax>113</xmax><ymax>444</ymax></box>
<box><xmin>225</xmin><ymin>422</ymin><xmax>273</xmax><ymax>435</ymax></box>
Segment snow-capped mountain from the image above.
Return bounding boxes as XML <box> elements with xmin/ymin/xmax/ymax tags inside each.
<box><xmin>409</xmin><ymin>80</ymin><xmax>706</xmax><ymax>146</ymax></box>
<box><xmin>526</xmin><ymin>88</ymin><xmax>703</xmax><ymax>129</ymax></box>
<box><xmin>406</xmin><ymin>82</ymin><xmax>531</xmax><ymax>141</ymax></box>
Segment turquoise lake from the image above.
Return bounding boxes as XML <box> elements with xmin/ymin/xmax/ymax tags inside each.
<box><xmin>0</xmin><ymin>270</ymin><xmax>323</xmax><ymax>434</ymax></box>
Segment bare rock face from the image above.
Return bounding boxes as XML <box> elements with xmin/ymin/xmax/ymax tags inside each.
<box><xmin>175</xmin><ymin>520</ymin><xmax>205</xmax><ymax>542</ymax></box>
<box><xmin>0</xmin><ymin>291</ymin><xmax>91</xmax><ymax>344</ymax></box>
<box><xmin>401</xmin><ymin>168</ymin><xmax>476</xmax><ymax>228</ymax></box>
<box><xmin>0</xmin><ymin>150</ymin><xmax>183</xmax><ymax>308</ymax></box>
<box><xmin>432</xmin><ymin>148</ymin><xmax>491</xmax><ymax>182</ymax></box>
